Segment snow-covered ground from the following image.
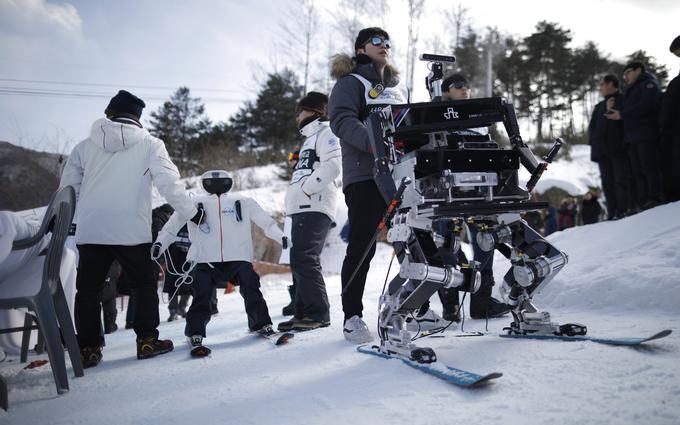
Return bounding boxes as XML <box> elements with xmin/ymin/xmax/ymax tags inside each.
<box><xmin>2</xmin><ymin>154</ymin><xmax>679</xmax><ymax>425</ymax></box>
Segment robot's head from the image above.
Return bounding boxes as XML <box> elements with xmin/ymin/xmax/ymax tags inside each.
<box><xmin>201</xmin><ymin>170</ymin><xmax>233</xmax><ymax>195</ymax></box>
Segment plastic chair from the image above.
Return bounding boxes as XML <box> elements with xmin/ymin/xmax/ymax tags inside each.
<box><xmin>0</xmin><ymin>186</ymin><xmax>84</xmax><ymax>399</ymax></box>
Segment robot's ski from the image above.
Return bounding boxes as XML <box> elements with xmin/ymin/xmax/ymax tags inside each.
<box><xmin>357</xmin><ymin>345</ymin><xmax>502</xmax><ymax>388</ymax></box>
<box><xmin>258</xmin><ymin>331</ymin><xmax>295</xmax><ymax>346</ymax></box>
<box><xmin>499</xmin><ymin>329</ymin><xmax>671</xmax><ymax>346</ymax></box>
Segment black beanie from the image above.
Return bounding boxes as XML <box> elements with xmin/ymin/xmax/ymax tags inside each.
<box><xmin>105</xmin><ymin>90</ymin><xmax>146</xmax><ymax>119</ymax></box>
<box><xmin>670</xmin><ymin>35</ymin><xmax>680</xmax><ymax>52</ymax></box>
<box><xmin>297</xmin><ymin>91</ymin><xmax>328</xmax><ymax>116</ymax></box>
<box><xmin>354</xmin><ymin>27</ymin><xmax>389</xmax><ymax>53</ymax></box>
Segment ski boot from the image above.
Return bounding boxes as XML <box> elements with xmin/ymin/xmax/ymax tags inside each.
<box><xmin>470</xmin><ymin>276</ymin><xmax>512</xmax><ymax>319</ymax></box>
<box><xmin>80</xmin><ymin>346</ymin><xmax>103</xmax><ymax>368</ymax></box>
<box><xmin>188</xmin><ymin>335</ymin><xmax>211</xmax><ymax>358</ymax></box>
<box><xmin>282</xmin><ymin>285</ymin><xmax>296</xmax><ymax>316</ymax></box>
<box><xmin>136</xmin><ymin>336</ymin><xmax>174</xmax><ymax>359</ymax></box>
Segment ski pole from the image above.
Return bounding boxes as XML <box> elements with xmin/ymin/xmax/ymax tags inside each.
<box><xmin>341</xmin><ymin>176</ymin><xmax>412</xmax><ymax>295</ymax></box>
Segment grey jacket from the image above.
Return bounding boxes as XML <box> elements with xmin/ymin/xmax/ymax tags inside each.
<box><xmin>328</xmin><ymin>54</ymin><xmax>405</xmax><ymax>190</ymax></box>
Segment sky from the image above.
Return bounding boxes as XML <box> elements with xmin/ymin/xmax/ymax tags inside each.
<box><xmin>0</xmin><ymin>0</ymin><xmax>678</xmax><ymax>154</ymax></box>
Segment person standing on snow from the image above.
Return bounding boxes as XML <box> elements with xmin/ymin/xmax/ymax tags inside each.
<box><xmin>328</xmin><ymin>27</ymin><xmax>406</xmax><ymax>344</ymax></box>
<box><xmin>59</xmin><ymin>90</ymin><xmax>204</xmax><ymax>368</ymax></box>
<box><xmin>588</xmin><ymin>74</ymin><xmax>630</xmax><ymax>219</ymax></box>
<box><xmin>606</xmin><ymin>62</ymin><xmax>664</xmax><ymax>209</ymax></box>
<box><xmin>154</xmin><ymin>170</ymin><xmax>285</xmax><ymax>357</ymax></box>
<box><xmin>277</xmin><ymin>92</ymin><xmax>341</xmax><ymax>332</ymax></box>
<box><xmin>658</xmin><ymin>35</ymin><xmax>680</xmax><ymax>203</ymax></box>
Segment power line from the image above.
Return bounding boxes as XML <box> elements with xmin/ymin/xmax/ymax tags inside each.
<box><xmin>0</xmin><ymin>87</ymin><xmax>242</xmax><ymax>103</ymax></box>
<box><xmin>0</xmin><ymin>77</ymin><xmax>245</xmax><ymax>94</ymax></box>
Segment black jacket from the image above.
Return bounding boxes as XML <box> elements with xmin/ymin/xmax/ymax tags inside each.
<box><xmin>659</xmin><ymin>71</ymin><xmax>680</xmax><ymax>170</ymax></box>
<box><xmin>589</xmin><ymin>91</ymin><xmax>625</xmax><ymax>160</ymax></box>
<box><xmin>620</xmin><ymin>71</ymin><xmax>662</xmax><ymax>144</ymax></box>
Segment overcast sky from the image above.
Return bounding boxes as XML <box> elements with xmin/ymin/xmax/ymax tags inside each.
<box><xmin>1</xmin><ymin>0</ymin><xmax>678</xmax><ymax>154</ymax></box>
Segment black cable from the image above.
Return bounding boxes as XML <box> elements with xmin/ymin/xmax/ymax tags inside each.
<box><xmin>377</xmin><ymin>252</ymin><xmax>396</xmax><ymax>336</ymax></box>
<box><xmin>0</xmin><ymin>77</ymin><xmax>243</xmax><ymax>93</ymax></box>
<box><xmin>0</xmin><ymin>87</ymin><xmax>241</xmax><ymax>103</ymax></box>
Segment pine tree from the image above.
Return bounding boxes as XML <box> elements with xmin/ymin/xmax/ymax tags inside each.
<box><xmin>228</xmin><ymin>70</ymin><xmax>304</xmax><ymax>163</ymax></box>
<box><xmin>148</xmin><ymin>87</ymin><xmax>212</xmax><ymax>174</ymax></box>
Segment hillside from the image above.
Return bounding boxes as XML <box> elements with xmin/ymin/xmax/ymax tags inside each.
<box><xmin>0</xmin><ymin>142</ymin><xmax>64</xmax><ymax>211</ymax></box>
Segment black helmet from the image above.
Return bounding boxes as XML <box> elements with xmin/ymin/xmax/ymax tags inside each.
<box><xmin>201</xmin><ymin>170</ymin><xmax>233</xmax><ymax>195</ymax></box>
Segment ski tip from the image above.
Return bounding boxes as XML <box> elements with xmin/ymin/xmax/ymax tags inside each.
<box><xmin>190</xmin><ymin>345</ymin><xmax>212</xmax><ymax>358</ymax></box>
<box><xmin>275</xmin><ymin>332</ymin><xmax>295</xmax><ymax>345</ymax></box>
<box><xmin>469</xmin><ymin>372</ymin><xmax>503</xmax><ymax>387</ymax></box>
<box><xmin>646</xmin><ymin>329</ymin><xmax>672</xmax><ymax>341</ymax></box>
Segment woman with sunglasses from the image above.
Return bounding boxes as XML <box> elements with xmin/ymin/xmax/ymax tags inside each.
<box><xmin>328</xmin><ymin>27</ymin><xmax>406</xmax><ymax>344</ymax></box>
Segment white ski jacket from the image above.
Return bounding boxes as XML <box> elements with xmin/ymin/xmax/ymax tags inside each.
<box><xmin>156</xmin><ymin>193</ymin><xmax>283</xmax><ymax>264</ymax></box>
<box><xmin>59</xmin><ymin>117</ymin><xmax>197</xmax><ymax>245</ymax></box>
<box><xmin>284</xmin><ymin>119</ymin><xmax>341</xmax><ymax>220</ymax></box>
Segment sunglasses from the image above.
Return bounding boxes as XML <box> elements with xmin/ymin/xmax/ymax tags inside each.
<box><xmin>447</xmin><ymin>81</ymin><xmax>469</xmax><ymax>90</ymax></box>
<box><xmin>366</xmin><ymin>36</ymin><xmax>391</xmax><ymax>49</ymax></box>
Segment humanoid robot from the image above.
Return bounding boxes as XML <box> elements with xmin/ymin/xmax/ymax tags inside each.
<box><xmin>355</xmin><ymin>54</ymin><xmax>583</xmax><ymax>363</ymax></box>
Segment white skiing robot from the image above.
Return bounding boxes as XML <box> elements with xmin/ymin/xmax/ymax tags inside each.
<box><xmin>353</xmin><ymin>54</ymin><xmax>583</xmax><ymax>364</ymax></box>
<box><xmin>153</xmin><ymin>170</ymin><xmax>285</xmax><ymax>356</ymax></box>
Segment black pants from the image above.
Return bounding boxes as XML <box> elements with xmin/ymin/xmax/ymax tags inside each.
<box><xmin>435</xmin><ymin>224</ymin><xmax>494</xmax><ymax>309</ymax></box>
<box><xmin>659</xmin><ymin>140</ymin><xmax>680</xmax><ymax>202</ymax></box>
<box><xmin>186</xmin><ymin>261</ymin><xmax>271</xmax><ymax>337</ymax></box>
<box><xmin>100</xmin><ymin>262</ymin><xmax>119</xmax><ymax>321</ymax></box>
<box><xmin>628</xmin><ymin>142</ymin><xmax>663</xmax><ymax>206</ymax></box>
<box><xmin>75</xmin><ymin>244</ymin><xmax>159</xmax><ymax>348</ymax></box>
<box><xmin>290</xmin><ymin>212</ymin><xmax>332</xmax><ymax>322</ymax></box>
<box><xmin>598</xmin><ymin>156</ymin><xmax>632</xmax><ymax>217</ymax></box>
<box><xmin>340</xmin><ymin>181</ymin><xmax>387</xmax><ymax>320</ymax></box>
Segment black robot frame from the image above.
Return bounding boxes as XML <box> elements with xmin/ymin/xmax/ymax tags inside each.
<box><xmin>362</xmin><ymin>55</ymin><xmax>583</xmax><ymax>363</ymax></box>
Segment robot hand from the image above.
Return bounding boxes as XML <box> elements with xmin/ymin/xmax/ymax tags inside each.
<box><xmin>190</xmin><ymin>203</ymin><xmax>206</xmax><ymax>225</ymax></box>
<box><xmin>150</xmin><ymin>242</ymin><xmax>164</xmax><ymax>260</ymax></box>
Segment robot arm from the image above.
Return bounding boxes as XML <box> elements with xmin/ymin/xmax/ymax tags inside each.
<box><xmin>501</xmin><ymin>101</ymin><xmax>564</xmax><ymax>192</ymax></box>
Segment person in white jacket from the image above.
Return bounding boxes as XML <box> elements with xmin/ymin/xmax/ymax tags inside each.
<box><xmin>277</xmin><ymin>92</ymin><xmax>341</xmax><ymax>332</ymax></box>
<box><xmin>154</xmin><ymin>170</ymin><xmax>285</xmax><ymax>357</ymax></box>
<box><xmin>59</xmin><ymin>90</ymin><xmax>203</xmax><ymax>367</ymax></box>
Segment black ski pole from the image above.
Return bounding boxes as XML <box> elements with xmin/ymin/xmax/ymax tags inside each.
<box><xmin>341</xmin><ymin>176</ymin><xmax>412</xmax><ymax>295</ymax></box>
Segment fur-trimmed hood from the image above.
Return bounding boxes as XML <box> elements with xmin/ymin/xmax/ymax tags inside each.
<box><xmin>330</xmin><ymin>53</ymin><xmax>400</xmax><ymax>87</ymax></box>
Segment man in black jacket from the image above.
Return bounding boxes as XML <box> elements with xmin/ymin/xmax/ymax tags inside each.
<box><xmin>659</xmin><ymin>36</ymin><xmax>680</xmax><ymax>202</ymax></box>
<box><xmin>588</xmin><ymin>74</ymin><xmax>630</xmax><ymax>218</ymax></box>
<box><xmin>328</xmin><ymin>27</ymin><xmax>406</xmax><ymax>344</ymax></box>
<box><xmin>606</xmin><ymin>62</ymin><xmax>663</xmax><ymax>209</ymax></box>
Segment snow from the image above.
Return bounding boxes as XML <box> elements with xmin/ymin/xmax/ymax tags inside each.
<box><xmin>2</xmin><ymin>155</ymin><xmax>679</xmax><ymax>425</ymax></box>
<box><xmin>519</xmin><ymin>144</ymin><xmax>601</xmax><ymax>195</ymax></box>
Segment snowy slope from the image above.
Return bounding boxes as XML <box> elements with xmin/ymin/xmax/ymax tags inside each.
<box><xmin>2</xmin><ymin>158</ymin><xmax>679</xmax><ymax>425</ymax></box>
<box><xmin>1</xmin><ymin>205</ymin><xmax>679</xmax><ymax>424</ymax></box>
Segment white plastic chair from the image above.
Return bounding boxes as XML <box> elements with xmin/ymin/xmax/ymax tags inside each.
<box><xmin>0</xmin><ymin>186</ymin><xmax>83</xmax><ymax>405</ymax></box>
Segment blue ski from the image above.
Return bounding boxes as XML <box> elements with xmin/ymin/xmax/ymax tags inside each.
<box><xmin>357</xmin><ymin>345</ymin><xmax>502</xmax><ymax>388</ymax></box>
<box><xmin>499</xmin><ymin>329</ymin><xmax>672</xmax><ymax>346</ymax></box>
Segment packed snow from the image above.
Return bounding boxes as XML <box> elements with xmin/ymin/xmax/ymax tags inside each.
<box><xmin>1</xmin><ymin>154</ymin><xmax>679</xmax><ymax>425</ymax></box>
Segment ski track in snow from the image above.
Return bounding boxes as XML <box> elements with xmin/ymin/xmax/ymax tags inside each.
<box><xmin>2</xmin><ymin>153</ymin><xmax>680</xmax><ymax>424</ymax></box>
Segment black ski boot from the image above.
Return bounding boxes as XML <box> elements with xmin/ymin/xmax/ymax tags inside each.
<box><xmin>439</xmin><ymin>288</ymin><xmax>461</xmax><ymax>322</ymax></box>
<box><xmin>282</xmin><ymin>284</ymin><xmax>296</xmax><ymax>316</ymax></box>
<box><xmin>103</xmin><ymin>313</ymin><xmax>118</xmax><ymax>334</ymax></box>
<box><xmin>470</xmin><ymin>276</ymin><xmax>512</xmax><ymax>319</ymax></box>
